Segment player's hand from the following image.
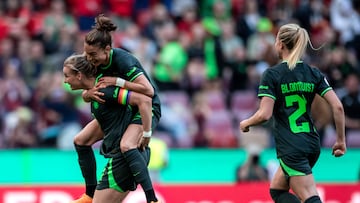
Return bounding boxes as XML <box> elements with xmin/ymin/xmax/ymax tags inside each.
<box><xmin>332</xmin><ymin>141</ymin><xmax>346</xmax><ymax>157</ymax></box>
<box><xmin>138</xmin><ymin>137</ymin><xmax>150</xmax><ymax>151</ymax></box>
<box><xmin>97</xmin><ymin>76</ymin><xmax>117</xmax><ymax>88</ymax></box>
<box><xmin>240</xmin><ymin>120</ymin><xmax>250</xmax><ymax>132</ymax></box>
<box><xmin>85</xmin><ymin>87</ymin><xmax>105</xmax><ymax>103</ymax></box>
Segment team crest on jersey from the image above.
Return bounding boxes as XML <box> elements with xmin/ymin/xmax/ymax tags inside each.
<box><xmin>93</xmin><ymin>101</ymin><xmax>99</xmax><ymax>109</ymax></box>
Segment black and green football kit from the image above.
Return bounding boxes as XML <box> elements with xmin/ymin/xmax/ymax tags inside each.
<box><xmin>91</xmin><ymin>85</ymin><xmax>151</xmax><ymax>192</ymax></box>
<box><xmin>258</xmin><ymin>61</ymin><xmax>332</xmax><ymax>176</ymax></box>
<box><xmin>95</xmin><ymin>48</ymin><xmax>161</xmax><ymax>200</ymax></box>
<box><xmin>91</xmin><ymin>85</ymin><xmax>132</xmax><ymax>158</ymax></box>
<box><xmin>97</xmin><ymin>48</ymin><xmax>161</xmax><ymax>127</ymax></box>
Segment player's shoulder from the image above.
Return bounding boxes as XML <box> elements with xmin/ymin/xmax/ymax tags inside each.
<box><xmin>113</xmin><ymin>47</ymin><xmax>132</xmax><ymax>58</ymax></box>
<box><xmin>113</xmin><ymin>47</ymin><xmax>140</xmax><ymax>66</ymax></box>
<box><xmin>302</xmin><ymin>62</ymin><xmax>320</xmax><ymax>72</ymax></box>
<box><xmin>304</xmin><ymin>63</ymin><xmax>324</xmax><ymax>78</ymax></box>
<box><xmin>263</xmin><ymin>63</ymin><xmax>285</xmax><ymax>77</ymax></box>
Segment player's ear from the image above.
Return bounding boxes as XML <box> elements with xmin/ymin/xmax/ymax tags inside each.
<box><xmin>104</xmin><ymin>45</ymin><xmax>111</xmax><ymax>53</ymax></box>
<box><xmin>77</xmin><ymin>71</ymin><xmax>82</xmax><ymax>80</ymax></box>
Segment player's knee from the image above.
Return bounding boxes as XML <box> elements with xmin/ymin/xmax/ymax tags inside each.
<box><xmin>73</xmin><ymin>132</ymin><xmax>93</xmax><ymax>146</ymax></box>
<box><xmin>120</xmin><ymin>141</ymin><xmax>131</xmax><ymax>153</ymax></box>
<box><xmin>270</xmin><ymin>189</ymin><xmax>301</xmax><ymax>203</ymax></box>
<box><xmin>120</xmin><ymin>139</ymin><xmax>138</xmax><ymax>153</ymax></box>
<box><xmin>73</xmin><ymin>134</ymin><xmax>84</xmax><ymax>145</ymax></box>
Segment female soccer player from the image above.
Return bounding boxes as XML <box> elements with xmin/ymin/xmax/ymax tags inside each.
<box><xmin>240</xmin><ymin>23</ymin><xmax>346</xmax><ymax>203</ymax></box>
<box><xmin>63</xmin><ymin>54</ymin><xmax>154</xmax><ymax>202</ymax></box>
<box><xmin>72</xmin><ymin>14</ymin><xmax>161</xmax><ymax>203</ymax></box>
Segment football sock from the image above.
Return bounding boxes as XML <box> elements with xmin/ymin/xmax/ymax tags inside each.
<box><xmin>123</xmin><ymin>148</ymin><xmax>157</xmax><ymax>202</ymax></box>
<box><xmin>304</xmin><ymin>196</ymin><xmax>322</xmax><ymax>203</ymax></box>
<box><xmin>270</xmin><ymin>189</ymin><xmax>301</xmax><ymax>203</ymax></box>
<box><xmin>74</xmin><ymin>144</ymin><xmax>97</xmax><ymax>198</ymax></box>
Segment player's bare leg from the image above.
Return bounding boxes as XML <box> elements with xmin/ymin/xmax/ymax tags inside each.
<box><xmin>290</xmin><ymin>174</ymin><xmax>321</xmax><ymax>203</ymax></box>
<box><xmin>269</xmin><ymin>167</ymin><xmax>301</xmax><ymax>203</ymax></box>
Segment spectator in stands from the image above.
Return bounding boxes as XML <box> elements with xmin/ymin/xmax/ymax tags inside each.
<box><xmin>236</xmin><ymin>145</ymin><xmax>268</xmax><ymax>182</ymax></box>
<box><xmin>0</xmin><ymin>37</ymin><xmax>18</xmax><ymax>78</ymax></box>
<box><xmin>340</xmin><ymin>73</ymin><xmax>360</xmax><ymax>133</ymax></box>
<box><xmin>2</xmin><ymin>0</ymin><xmax>32</xmax><ymax>39</ymax></box>
<box><xmin>105</xmin><ymin>0</ymin><xmax>134</xmax><ymax>32</ymax></box>
<box><xmin>330</xmin><ymin>0</ymin><xmax>360</xmax><ymax>46</ymax></box>
<box><xmin>175</xmin><ymin>1</ymin><xmax>198</xmax><ymax>35</ymax></box>
<box><xmin>42</xmin><ymin>0</ymin><xmax>78</xmax><ymax>55</ymax></box>
<box><xmin>235</xmin><ymin>0</ymin><xmax>261</xmax><ymax>45</ymax></box>
<box><xmin>148</xmin><ymin>136</ymin><xmax>169</xmax><ymax>182</ymax></box>
<box><xmin>142</xmin><ymin>3</ymin><xmax>174</xmax><ymax>48</ymax></box>
<box><xmin>1</xmin><ymin>59</ymin><xmax>31</xmax><ymax>113</ymax></box>
<box><xmin>19</xmin><ymin>39</ymin><xmax>51</xmax><ymax>89</ymax></box>
<box><xmin>219</xmin><ymin>18</ymin><xmax>247</xmax><ymax>92</ymax></box>
<box><xmin>69</xmin><ymin>0</ymin><xmax>102</xmax><ymax>32</ymax></box>
<box><xmin>38</xmin><ymin>72</ymin><xmax>82</xmax><ymax>148</ymax></box>
<box><xmin>323</xmin><ymin>46</ymin><xmax>358</xmax><ymax>89</ymax></box>
<box><xmin>4</xmin><ymin>106</ymin><xmax>38</xmax><ymax>148</ymax></box>
<box><xmin>153</xmin><ymin>22</ymin><xmax>188</xmax><ymax>91</ymax></box>
<box><xmin>119</xmin><ymin>22</ymin><xmax>157</xmax><ymax>74</ymax></box>
<box><xmin>246</xmin><ymin>17</ymin><xmax>275</xmax><ymax>63</ymax></box>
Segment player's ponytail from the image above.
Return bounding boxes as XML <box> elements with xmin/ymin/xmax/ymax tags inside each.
<box><xmin>278</xmin><ymin>24</ymin><xmax>318</xmax><ymax>70</ymax></box>
<box><xmin>85</xmin><ymin>14</ymin><xmax>117</xmax><ymax>48</ymax></box>
<box><xmin>93</xmin><ymin>14</ymin><xmax>117</xmax><ymax>32</ymax></box>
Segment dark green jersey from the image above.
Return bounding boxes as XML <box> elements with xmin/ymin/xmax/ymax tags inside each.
<box><xmin>258</xmin><ymin>62</ymin><xmax>332</xmax><ymax>157</ymax></box>
<box><xmin>97</xmin><ymin>48</ymin><xmax>161</xmax><ymax>120</ymax></box>
<box><xmin>91</xmin><ymin>86</ymin><xmax>133</xmax><ymax>158</ymax></box>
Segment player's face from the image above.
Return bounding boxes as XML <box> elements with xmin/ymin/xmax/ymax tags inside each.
<box><xmin>84</xmin><ymin>43</ymin><xmax>109</xmax><ymax>67</ymax></box>
<box><xmin>63</xmin><ymin>65</ymin><xmax>82</xmax><ymax>90</ymax></box>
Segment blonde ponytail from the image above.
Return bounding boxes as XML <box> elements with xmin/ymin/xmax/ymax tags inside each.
<box><xmin>278</xmin><ymin>24</ymin><xmax>318</xmax><ymax>70</ymax></box>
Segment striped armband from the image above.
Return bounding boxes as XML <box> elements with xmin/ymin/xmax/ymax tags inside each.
<box><xmin>117</xmin><ymin>88</ymin><xmax>130</xmax><ymax>105</ymax></box>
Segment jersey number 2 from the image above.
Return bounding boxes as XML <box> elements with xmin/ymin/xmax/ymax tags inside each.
<box><xmin>285</xmin><ymin>95</ymin><xmax>310</xmax><ymax>133</ymax></box>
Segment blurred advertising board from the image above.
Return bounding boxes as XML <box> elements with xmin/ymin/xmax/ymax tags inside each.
<box><xmin>0</xmin><ymin>183</ymin><xmax>359</xmax><ymax>203</ymax></box>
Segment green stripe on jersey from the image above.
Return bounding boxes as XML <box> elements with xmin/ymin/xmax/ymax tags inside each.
<box><xmin>320</xmin><ymin>87</ymin><xmax>332</xmax><ymax>96</ymax></box>
<box><xmin>258</xmin><ymin>93</ymin><xmax>276</xmax><ymax>100</ymax></box>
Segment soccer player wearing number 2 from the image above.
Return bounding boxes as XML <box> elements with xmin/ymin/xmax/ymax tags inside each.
<box><xmin>240</xmin><ymin>23</ymin><xmax>346</xmax><ymax>203</ymax></box>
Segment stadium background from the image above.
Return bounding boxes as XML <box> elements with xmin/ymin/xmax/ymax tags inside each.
<box><xmin>0</xmin><ymin>0</ymin><xmax>359</xmax><ymax>202</ymax></box>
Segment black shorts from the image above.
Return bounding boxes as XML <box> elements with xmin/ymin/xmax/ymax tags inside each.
<box><xmin>96</xmin><ymin>147</ymin><xmax>150</xmax><ymax>192</ymax></box>
<box><xmin>279</xmin><ymin>151</ymin><xmax>320</xmax><ymax>177</ymax></box>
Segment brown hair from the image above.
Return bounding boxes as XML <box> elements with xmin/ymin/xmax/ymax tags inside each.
<box><xmin>277</xmin><ymin>23</ymin><xmax>318</xmax><ymax>70</ymax></box>
<box><xmin>85</xmin><ymin>14</ymin><xmax>117</xmax><ymax>49</ymax></box>
<box><xmin>64</xmin><ymin>54</ymin><xmax>97</xmax><ymax>78</ymax></box>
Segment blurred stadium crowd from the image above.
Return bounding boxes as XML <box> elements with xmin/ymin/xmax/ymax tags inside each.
<box><xmin>0</xmin><ymin>0</ymin><xmax>360</xmax><ymax>149</ymax></box>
